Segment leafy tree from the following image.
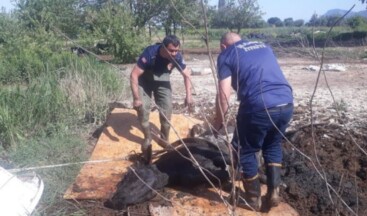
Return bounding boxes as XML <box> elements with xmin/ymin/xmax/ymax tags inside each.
<box><xmin>0</xmin><ymin>11</ymin><xmax>18</xmax><ymax>45</ymax></box>
<box><xmin>284</xmin><ymin>17</ymin><xmax>294</xmax><ymax>27</ymax></box>
<box><xmin>212</xmin><ymin>0</ymin><xmax>262</xmax><ymax>33</ymax></box>
<box><xmin>293</xmin><ymin>19</ymin><xmax>304</xmax><ymax>27</ymax></box>
<box><xmin>267</xmin><ymin>17</ymin><xmax>283</xmax><ymax>27</ymax></box>
<box><xmin>127</xmin><ymin>0</ymin><xmax>169</xmax><ymax>29</ymax></box>
<box><xmin>307</xmin><ymin>13</ymin><xmax>327</xmax><ymax>26</ymax></box>
<box><xmin>79</xmin><ymin>0</ymin><xmax>122</xmax><ymax>9</ymax></box>
<box><xmin>325</xmin><ymin>15</ymin><xmax>343</xmax><ymax>27</ymax></box>
<box><xmin>307</xmin><ymin>13</ymin><xmax>347</xmax><ymax>27</ymax></box>
<box><xmin>251</xmin><ymin>19</ymin><xmax>267</xmax><ymax>28</ymax></box>
<box><xmin>347</xmin><ymin>16</ymin><xmax>367</xmax><ymax>29</ymax></box>
<box><xmin>84</xmin><ymin>1</ymin><xmax>147</xmax><ymax>62</ymax></box>
<box><xmin>157</xmin><ymin>0</ymin><xmax>202</xmax><ymax>35</ymax></box>
<box><xmin>307</xmin><ymin>13</ymin><xmax>318</xmax><ymax>26</ymax></box>
<box><xmin>16</xmin><ymin>0</ymin><xmax>83</xmax><ymax>38</ymax></box>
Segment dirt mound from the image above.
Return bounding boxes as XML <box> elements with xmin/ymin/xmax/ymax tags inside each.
<box><xmin>282</xmin><ymin>120</ymin><xmax>367</xmax><ymax>215</ymax></box>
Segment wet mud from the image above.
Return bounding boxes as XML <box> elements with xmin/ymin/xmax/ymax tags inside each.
<box><xmin>282</xmin><ymin>121</ymin><xmax>367</xmax><ymax>215</ymax></box>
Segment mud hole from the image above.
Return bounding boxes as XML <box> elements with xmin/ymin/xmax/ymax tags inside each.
<box><xmin>281</xmin><ymin>107</ymin><xmax>367</xmax><ymax>216</ymax></box>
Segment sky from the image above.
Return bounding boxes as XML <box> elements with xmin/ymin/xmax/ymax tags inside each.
<box><xmin>208</xmin><ymin>0</ymin><xmax>366</xmax><ymax>21</ymax></box>
<box><xmin>1</xmin><ymin>0</ymin><xmax>366</xmax><ymax>22</ymax></box>
<box><xmin>0</xmin><ymin>0</ymin><xmax>15</xmax><ymax>13</ymax></box>
<box><xmin>256</xmin><ymin>0</ymin><xmax>366</xmax><ymax>21</ymax></box>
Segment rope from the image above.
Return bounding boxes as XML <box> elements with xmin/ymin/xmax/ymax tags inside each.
<box><xmin>8</xmin><ymin>157</ymin><xmax>129</xmax><ymax>173</ymax></box>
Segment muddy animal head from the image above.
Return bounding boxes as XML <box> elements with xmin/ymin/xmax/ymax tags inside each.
<box><xmin>104</xmin><ymin>164</ymin><xmax>168</xmax><ymax>210</ymax></box>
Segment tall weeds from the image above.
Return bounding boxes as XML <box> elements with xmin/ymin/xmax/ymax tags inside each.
<box><xmin>0</xmin><ymin>11</ymin><xmax>127</xmax><ymax>213</ymax></box>
<box><xmin>0</xmin><ymin>44</ymin><xmax>124</xmax><ymax>215</ymax></box>
<box><xmin>0</xmin><ymin>53</ymin><xmax>123</xmax><ymax>148</ymax></box>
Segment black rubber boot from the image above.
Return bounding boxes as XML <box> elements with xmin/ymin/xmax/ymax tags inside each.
<box><xmin>265</xmin><ymin>164</ymin><xmax>282</xmax><ymax>208</ymax></box>
<box><xmin>242</xmin><ymin>176</ymin><xmax>262</xmax><ymax>211</ymax></box>
<box><xmin>141</xmin><ymin>126</ymin><xmax>152</xmax><ymax>164</ymax></box>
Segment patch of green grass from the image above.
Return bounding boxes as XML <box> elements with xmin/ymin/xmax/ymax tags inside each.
<box><xmin>6</xmin><ymin>133</ymin><xmax>89</xmax><ymax>215</ymax></box>
<box><xmin>0</xmin><ymin>45</ymin><xmax>125</xmax><ymax>214</ymax></box>
<box><xmin>0</xmin><ymin>54</ymin><xmax>124</xmax><ymax>147</ymax></box>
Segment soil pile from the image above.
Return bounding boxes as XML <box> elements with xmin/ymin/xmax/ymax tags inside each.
<box><xmin>282</xmin><ymin>107</ymin><xmax>367</xmax><ymax>215</ymax></box>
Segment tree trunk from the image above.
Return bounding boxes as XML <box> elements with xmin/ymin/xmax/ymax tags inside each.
<box><xmin>173</xmin><ymin>22</ymin><xmax>177</xmax><ymax>35</ymax></box>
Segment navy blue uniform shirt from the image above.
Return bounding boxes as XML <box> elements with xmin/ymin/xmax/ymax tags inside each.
<box><xmin>217</xmin><ymin>40</ymin><xmax>293</xmax><ymax>114</ymax></box>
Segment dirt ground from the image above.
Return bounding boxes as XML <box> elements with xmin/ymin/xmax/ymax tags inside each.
<box><xmin>90</xmin><ymin>47</ymin><xmax>367</xmax><ymax>215</ymax></box>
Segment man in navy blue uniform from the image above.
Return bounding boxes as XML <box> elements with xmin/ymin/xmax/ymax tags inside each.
<box><xmin>214</xmin><ymin>32</ymin><xmax>293</xmax><ymax>211</ymax></box>
<box><xmin>130</xmin><ymin>35</ymin><xmax>193</xmax><ymax>163</ymax></box>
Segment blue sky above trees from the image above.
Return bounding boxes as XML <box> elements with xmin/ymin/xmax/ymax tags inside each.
<box><xmin>256</xmin><ymin>0</ymin><xmax>365</xmax><ymax>21</ymax></box>
<box><xmin>208</xmin><ymin>0</ymin><xmax>365</xmax><ymax>21</ymax></box>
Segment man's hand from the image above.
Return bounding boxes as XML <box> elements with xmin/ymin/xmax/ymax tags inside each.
<box><xmin>133</xmin><ymin>99</ymin><xmax>143</xmax><ymax>112</ymax></box>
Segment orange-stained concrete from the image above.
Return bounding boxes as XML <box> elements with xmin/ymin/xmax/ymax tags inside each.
<box><xmin>64</xmin><ymin>108</ymin><xmax>299</xmax><ymax>215</ymax></box>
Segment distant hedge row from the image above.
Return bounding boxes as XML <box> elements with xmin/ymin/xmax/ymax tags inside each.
<box><xmin>266</xmin><ymin>30</ymin><xmax>367</xmax><ymax>47</ymax></box>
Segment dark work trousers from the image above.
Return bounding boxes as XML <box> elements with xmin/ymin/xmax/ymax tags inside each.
<box><xmin>232</xmin><ymin>103</ymin><xmax>293</xmax><ymax>179</ymax></box>
<box><xmin>137</xmin><ymin>78</ymin><xmax>172</xmax><ymax>134</ymax></box>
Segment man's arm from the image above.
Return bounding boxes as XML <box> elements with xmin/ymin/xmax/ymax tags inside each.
<box><xmin>214</xmin><ymin>76</ymin><xmax>232</xmax><ymax>131</ymax></box>
<box><xmin>181</xmin><ymin>67</ymin><xmax>193</xmax><ymax>106</ymax></box>
<box><xmin>130</xmin><ymin>65</ymin><xmax>144</xmax><ymax>108</ymax></box>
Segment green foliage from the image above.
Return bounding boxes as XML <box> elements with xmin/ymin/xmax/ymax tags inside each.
<box><xmin>211</xmin><ymin>0</ymin><xmax>263</xmax><ymax>33</ymax></box>
<box><xmin>84</xmin><ymin>2</ymin><xmax>147</xmax><ymax>63</ymax></box>
<box><xmin>0</xmin><ymin>20</ymin><xmax>69</xmax><ymax>84</ymax></box>
<box><xmin>129</xmin><ymin>0</ymin><xmax>170</xmax><ymax>29</ymax></box>
<box><xmin>159</xmin><ymin>0</ymin><xmax>202</xmax><ymax>35</ymax></box>
<box><xmin>0</xmin><ymin>0</ymin><xmax>123</xmax><ymax>151</ymax></box>
<box><xmin>346</xmin><ymin>16</ymin><xmax>367</xmax><ymax>31</ymax></box>
<box><xmin>306</xmin><ymin>13</ymin><xmax>349</xmax><ymax>27</ymax></box>
<box><xmin>0</xmin><ymin>51</ymin><xmax>123</xmax><ymax>147</ymax></box>
<box><xmin>0</xmin><ymin>104</ymin><xmax>21</xmax><ymax>148</ymax></box>
<box><xmin>284</xmin><ymin>18</ymin><xmax>294</xmax><ymax>27</ymax></box>
<box><xmin>325</xmin><ymin>15</ymin><xmax>343</xmax><ymax>27</ymax></box>
<box><xmin>293</xmin><ymin>19</ymin><xmax>305</xmax><ymax>27</ymax></box>
<box><xmin>267</xmin><ymin>17</ymin><xmax>283</xmax><ymax>27</ymax></box>
<box><xmin>6</xmin><ymin>133</ymin><xmax>88</xmax><ymax>215</ymax></box>
<box><xmin>333</xmin><ymin>31</ymin><xmax>367</xmax><ymax>41</ymax></box>
<box><xmin>8</xmin><ymin>133</ymin><xmax>87</xmax><ymax>168</ymax></box>
<box><xmin>16</xmin><ymin>0</ymin><xmax>82</xmax><ymax>38</ymax></box>
<box><xmin>0</xmin><ymin>12</ymin><xmax>18</xmax><ymax>44</ymax></box>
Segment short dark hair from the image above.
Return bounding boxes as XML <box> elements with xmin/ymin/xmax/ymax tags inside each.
<box><xmin>162</xmin><ymin>35</ymin><xmax>180</xmax><ymax>47</ymax></box>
